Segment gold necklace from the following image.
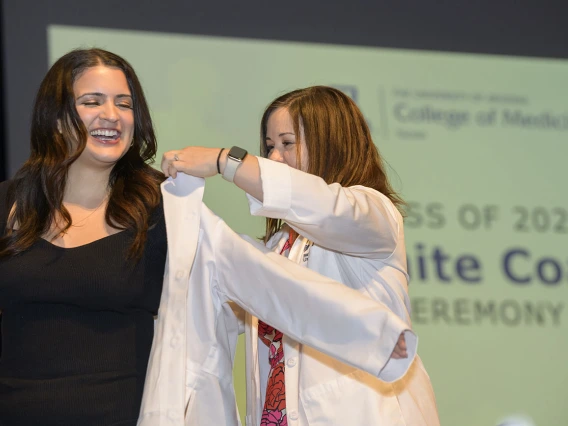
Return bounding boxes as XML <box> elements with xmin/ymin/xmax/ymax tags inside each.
<box><xmin>60</xmin><ymin>195</ymin><xmax>108</xmax><ymax>234</ymax></box>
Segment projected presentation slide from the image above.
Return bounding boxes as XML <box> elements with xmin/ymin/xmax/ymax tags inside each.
<box><xmin>49</xmin><ymin>25</ymin><xmax>568</xmax><ymax>426</ymax></box>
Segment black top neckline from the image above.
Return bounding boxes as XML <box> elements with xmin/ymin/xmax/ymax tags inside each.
<box><xmin>37</xmin><ymin>230</ymin><xmax>129</xmax><ymax>251</ymax></box>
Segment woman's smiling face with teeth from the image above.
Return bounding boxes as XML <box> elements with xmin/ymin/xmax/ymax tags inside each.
<box><xmin>73</xmin><ymin>65</ymin><xmax>134</xmax><ymax>167</ymax></box>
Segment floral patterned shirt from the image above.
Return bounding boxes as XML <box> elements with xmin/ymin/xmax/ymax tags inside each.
<box><xmin>258</xmin><ymin>230</ymin><xmax>297</xmax><ymax>426</ymax></box>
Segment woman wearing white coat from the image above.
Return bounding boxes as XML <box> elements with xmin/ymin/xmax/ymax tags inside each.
<box><xmin>163</xmin><ymin>86</ymin><xmax>439</xmax><ymax>426</ymax></box>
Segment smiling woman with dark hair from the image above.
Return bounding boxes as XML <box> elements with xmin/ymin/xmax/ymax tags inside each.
<box><xmin>0</xmin><ymin>48</ymin><xmax>167</xmax><ymax>425</ymax></box>
<box><xmin>2</xmin><ymin>48</ymin><xmax>163</xmax><ymax>259</ymax></box>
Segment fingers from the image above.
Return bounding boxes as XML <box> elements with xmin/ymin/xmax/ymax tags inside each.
<box><xmin>390</xmin><ymin>333</ymin><xmax>408</xmax><ymax>359</ymax></box>
<box><xmin>398</xmin><ymin>333</ymin><xmax>407</xmax><ymax>351</ymax></box>
<box><xmin>168</xmin><ymin>164</ymin><xmax>178</xmax><ymax>179</ymax></box>
<box><xmin>161</xmin><ymin>150</ymin><xmax>181</xmax><ymax>178</ymax></box>
<box><xmin>160</xmin><ymin>147</ymin><xmax>218</xmax><ymax>178</ymax></box>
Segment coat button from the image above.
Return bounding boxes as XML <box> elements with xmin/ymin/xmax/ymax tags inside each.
<box><xmin>288</xmin><ymin>411</ymin><xmax>299</xmax><ymax>421</ymax></box>
<box><xmin>175</xmin><ymin>269</ymin><xmax>186</xmax><ymax>280</ymax></box>
<box><xmin>170</xmin><ymin>336</ymin><xmax>180</xmax><ymax>348</ymax></box>
<box><xmin>286</xmin><ymin>357</ymin><xmax>297</xmax><ymax>368</ymax></box>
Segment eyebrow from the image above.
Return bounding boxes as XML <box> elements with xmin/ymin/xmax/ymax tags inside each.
<box><xmin>76</xmin><ymin>92</ymin><xmax>132</xmax><ymax>100</ymax></box>
<box><xmin>265</xmin><ymin>132</ymin><xmax>295</xmax><ymax>140</ymax></box>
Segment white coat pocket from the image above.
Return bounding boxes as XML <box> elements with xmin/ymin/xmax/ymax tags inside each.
<box><xmin>300</xmin><ymin>369</ymin><xmax>407</xmax><ymax>426</ymax></box>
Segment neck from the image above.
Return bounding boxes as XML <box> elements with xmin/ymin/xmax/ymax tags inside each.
<box><xmin>64</xmin><ymin>163</ymin><xmax>112</xmax><ymax>207</ymax></box>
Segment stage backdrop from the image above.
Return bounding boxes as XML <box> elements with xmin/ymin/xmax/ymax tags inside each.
<box><xmin>49</xmin><ymin>25</ymin><xmax>567</xmax><ymax>426</ymax></box>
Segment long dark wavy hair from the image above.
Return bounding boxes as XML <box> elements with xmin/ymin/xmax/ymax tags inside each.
<box><xmin>0</xmin><ymin>48</ymin><xmax>164</xmax><ymax>260</ymax></box>
<box><xmin>260</xmin><ymin>86</ymin><xmax>405</xmax><ymax>243</ymax></box>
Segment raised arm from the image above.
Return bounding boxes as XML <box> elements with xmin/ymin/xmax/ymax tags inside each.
<box><xmin>248</xmin><ymin>157</ymin><xmax>400</xmax><ymax>258</ymax></box>
<box><xmin>162</xmin><ymin>148</ymin><xmax>400</xmax><ymax>258</ymax></box>
<box><xmin>161</xmin><ymin>146</ymin><xmax>264</xmax><ymax>201</ymax></box>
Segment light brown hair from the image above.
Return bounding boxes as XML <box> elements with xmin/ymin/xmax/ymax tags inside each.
<box><xmin>260</xmin><ymin>86</ymin><xmax>404</xmax><ymax>242</ymax></box>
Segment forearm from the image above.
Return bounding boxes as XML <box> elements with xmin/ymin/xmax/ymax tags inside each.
<box><xmin>217</xmin><ymin>149</ymin><xmax>264</xmax><ymax>202</ymax></box>
<box><xmin>162</xmin><ymin>146</ymin><xmax>265</xmax><ymax>201</ymax></box>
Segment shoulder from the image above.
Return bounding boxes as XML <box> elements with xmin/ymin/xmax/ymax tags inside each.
<box><xmin>149</xmin><ymin>193</ymin><xmax>165</xmax><ymax>223</ymax></box>
<box><xmin>353</xmin><ymin>185</ymin><xmax>403</xmax><ymax>218</ymax></box>
<box><xmin>148</xmin><ymin>193</ymin><xmax>166</xmax><ymax>239</ymax></box>
<box><xmin>145</xmin><ymin>194</ymin><xmax>168</xmax><ymax>259</ymax></box>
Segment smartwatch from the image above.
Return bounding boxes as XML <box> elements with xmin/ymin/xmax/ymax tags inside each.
<box><xmin>222</xmin><ymin>146</ymin><xmax>248</xmax><ymax>182</ymax></box>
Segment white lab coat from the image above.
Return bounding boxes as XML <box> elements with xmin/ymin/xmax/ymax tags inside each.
<box><xmin>137</xmin><ymin>173</ymin><xmax>417</xmax><ymax>425</ymax></box>
<box><xmin>243</xmin><ymin>158</ymin><xmax>440</xmax><ymax>426</ymax></box>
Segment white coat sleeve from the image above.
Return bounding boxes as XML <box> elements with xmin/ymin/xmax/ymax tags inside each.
<box><xmin>202</xmin><ymin>205</ymin><xmax>417</xmax><ymax>383</ymax></box>
<box><xmin>227</xmin><ymin>301</ymin><xmax>246</xmax><ymax>335</ymax></box>
<box><xmin>247</xmin><ymin>157</ymin><xmax>401</xmax><ymax>259</ymax></box>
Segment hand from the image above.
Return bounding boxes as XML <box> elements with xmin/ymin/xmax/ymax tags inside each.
<box><xmin>390</xmin><ymin>332</ymin><xmax>408</xmax><ymax>359</ymax></box>
<box><xmin>161</xmin><ymin>146</ymin><xmax>223</xmax><ymax>179</ymax></box>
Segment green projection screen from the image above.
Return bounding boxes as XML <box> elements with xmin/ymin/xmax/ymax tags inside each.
<box><xmin>49</xmin><ymin>25</ymin><xmax>568</xmax><ymax>426</ymax></box>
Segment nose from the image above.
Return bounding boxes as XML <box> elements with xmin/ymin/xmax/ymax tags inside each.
<box><xmin>100</xmin><ymin>101</ymin><xmax>119</xmax><ymax>122</ymax></box>
<box><xmin>268</xmin><ymin>148</ymin><xmax>284</xmax><ymax>163</ymax></box>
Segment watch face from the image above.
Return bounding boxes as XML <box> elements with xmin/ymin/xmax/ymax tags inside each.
<box><xmin>229</xmin><ymin>146</ymin><xmax>248</xmax><ymax>160</ymax></box>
